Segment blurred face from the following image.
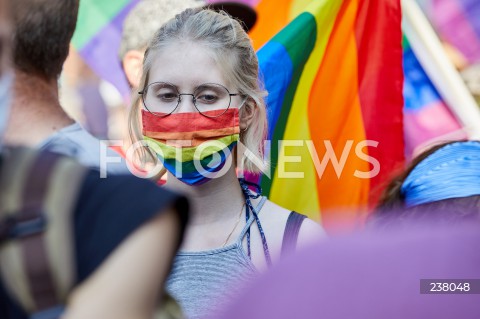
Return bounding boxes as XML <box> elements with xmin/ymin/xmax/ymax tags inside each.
<box><xmin>145</xmin><ymin>42</ymin><xmax>244</xmax><ymax>115</ymax></box>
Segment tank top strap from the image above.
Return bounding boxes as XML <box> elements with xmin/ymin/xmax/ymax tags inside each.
<box><xmin>237</xmin><ymin>196</ymin><xmax>267</xmax><ymax>243</ymax></box>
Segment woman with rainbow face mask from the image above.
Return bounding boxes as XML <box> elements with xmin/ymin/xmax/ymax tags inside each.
<box><xmin>128</xmin><ymin>8</ymin><xmax>324</xmax><ymax>319</ymax></box>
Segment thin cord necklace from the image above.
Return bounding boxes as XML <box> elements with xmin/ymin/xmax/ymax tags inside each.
<box><xmin>239</xmin><ymin>178</ymin><xmax>272</xmax><ymax>267</ymax></box>
<box><xmin>222</xmin><ymin>203</ymin><xmax>245</xmax><ymax>247</ymax></box>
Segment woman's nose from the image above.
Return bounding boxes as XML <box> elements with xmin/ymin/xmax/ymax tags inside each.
<box><xmin>176</xmin><ymin>94</ymin><xmax>197</xmax><ymax>113</ymax></box>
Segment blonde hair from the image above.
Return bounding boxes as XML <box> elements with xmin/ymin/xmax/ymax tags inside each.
<box><xmin>129</xmin><ymin>8</ymin><xmax>268</xmax><ymax>173</ymax></box>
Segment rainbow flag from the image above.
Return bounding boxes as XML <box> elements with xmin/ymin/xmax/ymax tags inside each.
<box><xmin>429</xmin><ymin>0</ymin><xmax>480</xmax><ymax>64</ymax></box>
<box><xmin>403</xmin><ymin>38</ymin><xmax>466</xmax><ymax>158</ymax></box>
<box><xmin>71</xmin><ymin>0</ymin><xmax>137</xmax><ymax>99</ymax></box>
<box><xmin>254</xmin><ymin>0</ymin><xmax>404</xmax><ymax>230</ymax></box>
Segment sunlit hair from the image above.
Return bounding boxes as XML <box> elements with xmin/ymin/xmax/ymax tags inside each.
<box><xmin>129</xmin><ymin>8</ymin><xmax>268</xmax><ymax>173</ymax></box>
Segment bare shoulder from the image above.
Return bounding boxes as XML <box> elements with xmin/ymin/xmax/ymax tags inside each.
<box><xmin>252</xmin><ymin>198</ymin><xmax>291</xmax><ymax>262</ymax></box>
<box><xmin>250</xmin><ymin>197</ymin><xmax>326</xmax><ymax>266</ymax></box>
<box><xmin>259</xmin><ymin>198</ymin><xmax>292</xmax><ymax>224</ymax></box>
<box><xmin>260</xmin><ymin>199</ymin><xmax>325</xmax><ymax>235</ymax></box>
<box><xmin>297</xmin><ymin>217</ymin><xmax>327</xmax><ymax>248</ymax></box>
<box><xmin>258</xmin><ymin>199</ymin><xmax>326</xmax><ymax>240</ymax></box>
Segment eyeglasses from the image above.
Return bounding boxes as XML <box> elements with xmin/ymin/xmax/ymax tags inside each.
<box><xmin>139</xmin><ymin>82</ymin><xmax>243</xmax><ymax>118</ymax></box>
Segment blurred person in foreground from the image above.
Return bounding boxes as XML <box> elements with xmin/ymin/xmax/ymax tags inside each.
<box><xmin>210</xmin><ymin>215</ymin><xmax>480</xmax><ymax>319</ymax></box>
<box><xmin>0</xmin><ymin>1</ymin><xmax>189</xmax><ymax>318</ymax></box>
<box><xmin>2</xmin><ymin>0</ymin><xmax>128</xmax><ymax>174</ymax></box>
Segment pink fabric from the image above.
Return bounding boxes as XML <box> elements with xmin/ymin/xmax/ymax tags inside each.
<box><xmin>404</xmin><ymin>101</ymin><xmax>467</xmax><ymax>158</ymax></box>
<box><xmin>431</xmin><ymin>0</ymin><xmax>480</xmax><ymax>63</ymax></box>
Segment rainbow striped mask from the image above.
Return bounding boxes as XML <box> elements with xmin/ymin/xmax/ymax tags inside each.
<box><xmin>142</xmin><ymin>108</ymin><xmax>240</xmax><ymax>185</ymax></box>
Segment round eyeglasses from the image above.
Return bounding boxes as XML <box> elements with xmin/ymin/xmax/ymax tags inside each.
<box><xmin>139</xmin><ymin>82</ymin><xmax>243</xmax><ymax>118</ymax></box>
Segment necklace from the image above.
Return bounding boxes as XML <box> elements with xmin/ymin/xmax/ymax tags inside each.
<box><xmin>222</xmin><ymin>203</ymin><xmax>245</xmax><ymax>247</ymax></box>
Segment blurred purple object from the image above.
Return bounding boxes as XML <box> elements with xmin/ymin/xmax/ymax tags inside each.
<box><xmin>430</xmin><ymin>0</ymin><xmax>480</xmax><ymax>63</ymax></box>
<box><xmin>212</xmin><ymin>221</ymin><xmax>480</xmax><ymax>319</ymax></box>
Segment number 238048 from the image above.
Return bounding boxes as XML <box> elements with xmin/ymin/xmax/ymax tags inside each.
<box><xmin>430</xmin><ymin>282</ymin><xmax>470</xmax><ymax>292</ymax></box>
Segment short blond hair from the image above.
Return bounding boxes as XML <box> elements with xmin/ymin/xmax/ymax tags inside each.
<box><xmin>129</xmin><ymin>8</ymin><xmax>268</xmax><ymax>173</ymax></box>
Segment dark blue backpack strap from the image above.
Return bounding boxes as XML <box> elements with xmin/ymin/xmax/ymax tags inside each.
<box><xmin>281</xmin><ymin>211</ymin><xmax>306</xmax><ymax>256</ymax></box>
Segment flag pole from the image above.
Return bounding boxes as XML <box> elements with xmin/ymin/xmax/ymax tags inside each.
<box><xmin>402</xmin><ymin>0</ymin><xmax>480</xmax><ymax>140</ymax></box>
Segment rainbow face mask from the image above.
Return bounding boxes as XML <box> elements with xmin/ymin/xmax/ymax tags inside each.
<box><xmin>142</xmin><ymin>108</ymin><xmax>240</xmax><ymax>185</ymax></box>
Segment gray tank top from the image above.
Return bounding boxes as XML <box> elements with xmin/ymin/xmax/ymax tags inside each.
<box><xmin>166</xmin><ymin>197</ymin><xmax>268</xmax><ymax>319</ymax></box>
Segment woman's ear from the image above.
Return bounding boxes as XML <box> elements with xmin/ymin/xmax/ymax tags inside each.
<box><xmin>240</xmin><ymin>98</ymin><xmax>256</xmax><ymax>132</ymax></box>
<box><xmin>122</xmin><ymin>49</ymin><xmax>145</xmax><ymax>88</ymax></box>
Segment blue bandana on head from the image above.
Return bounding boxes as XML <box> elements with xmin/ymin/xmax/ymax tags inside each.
<box><xmin>401</xmin><ymin>141</ymin><xmax>480</xmax><ymax>207</ymax></box>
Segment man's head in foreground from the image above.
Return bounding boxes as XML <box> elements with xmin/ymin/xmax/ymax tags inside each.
<box><xmin>9</xmin><ymin>0</ymin><xmax>79</xmax><ymax>80</ymax></box>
